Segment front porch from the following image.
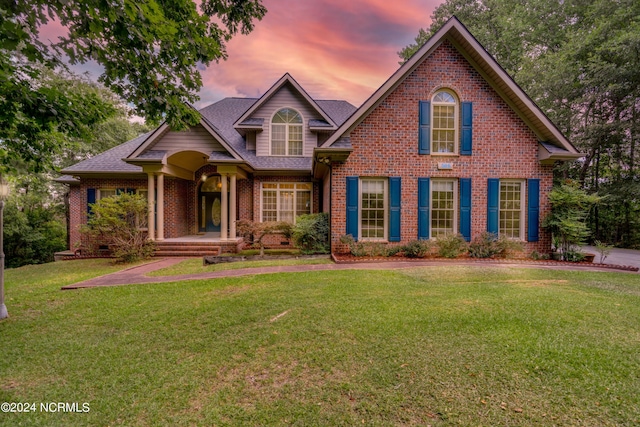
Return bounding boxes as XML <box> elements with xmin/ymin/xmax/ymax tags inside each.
<box><xmin>154</xmin><ymin>234</ymin><xmax>245</xmax><ymax>257</ymax></box>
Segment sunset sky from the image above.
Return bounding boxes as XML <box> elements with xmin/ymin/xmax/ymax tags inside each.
<box><xmin>41</xmin><ymin>0</ymin><xmax>441</xmax><ymax>109</ymax></box>
<box><xmin>200</xmin><ymin>0</ymin><xmax>440</xmax><ymax>107</ymax></box>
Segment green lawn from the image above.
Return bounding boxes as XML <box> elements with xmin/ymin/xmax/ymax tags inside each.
<box><xmin>147</xmin><ymin>256</ymin><xmax>333</xmax><ymax>277</ymax></box>
<box><xmin>1</xmin><ymin>260</ymin><xmax>639</xmax><ymax>426</ymax></box>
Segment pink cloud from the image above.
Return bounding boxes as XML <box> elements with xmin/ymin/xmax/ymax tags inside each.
<box><xmin>197</xmin><ymin>0</ymin><xmax>438</xmax><ymax>107</ymax></box>
<box><xmin>38</xmin><ymin>1</ymin><xmax>440</xmax><ymax>110</ymax></box>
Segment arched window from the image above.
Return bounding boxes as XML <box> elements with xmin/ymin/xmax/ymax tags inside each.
<box><xmin>271</xmin><ymin>108</ymin><xmax>303</xmax><ymax>156</ymax></box>
<box><xmin>431</xmin><ymin>90</ymin><xmax>458</xmax><ymax>154</ymax></box>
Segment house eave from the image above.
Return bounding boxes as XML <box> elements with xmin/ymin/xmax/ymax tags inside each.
<box><xmin>312</xmin><ymin>147</ymin><xmax>353</xmax><ymax>179</ymax></box>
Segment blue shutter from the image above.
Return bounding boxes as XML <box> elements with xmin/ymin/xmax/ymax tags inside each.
<box><xmin>461</xmin><ymin>102</ymin><xmax>473</xmax><ymax>155</ymax></box>
<box><xmin>419</xmin><ymin>101</ymin><xmax>431</xmax><ymax>154</ymax></box>
<box><xmin>460</xmin><ymin>178</ymin><xmax>472</xmax><ymax>242</ymax></box>
<box><xmin>487</xmin><ymin>178</ymin><xmax>499</xmax><ymax>234</ymax></box>
<box><xmin>389</xmin><ymin>177</ymin><xmax>401</xmax><ymax>242</ymax></box>
<box><xmin>87</xmin><ymin>188</ymin><xmax>96</xmax><ymax>215</ymax></box>
<box><xmin>346</xmin><ymin>177</ymin><xmax>359</xmax><ymax>240</ymax></box>
<box><xmin>527</xmin><ymin>179</ymin><xmax>540</xmax><ymax>242</ymax></box>
<box><xmin>418</xmin><ymin>178</ymin><xmax>430</xmax><ymax>240</ymax></box>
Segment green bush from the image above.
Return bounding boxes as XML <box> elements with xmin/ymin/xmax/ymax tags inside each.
<box><xmin>436</xmin><ymin>234</ymin><xmax>468</xmax><ymax>258</ymax></box>
<box><xmin>291</xmin><ymin>213</ymin><xmax>330</xmax><ymax>254</ymax></box>
<box><xmin>339</xmin><ymin>235</ymin><xmax>399</xmax><ymax>257</ymax></box>
<box><xmin>468</xmin><ymin>232</ymin><xmax>524</xmax><ymax>259</ymax></box>
<box><xmin>543</xmin><ymin>183</ymin><xmax>600</xmax><ymax>261</ymax></box>
<box><xmin>81</xmin><ymin>193</ymin><xmax>155</xmax><ymax>263</ymax></box>
<box><xmin>3</xmin><ymin>201</ymin><xmax>67</xmax><ymax>268</ymax></box>
<box><xmin>402</xmin><ymin>240</ymin><xmax>434</xmax><ymax>258</ymax></box>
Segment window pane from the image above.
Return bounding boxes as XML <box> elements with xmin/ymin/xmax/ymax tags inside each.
<box><xmin>272</xmin><ymin>109</ymin><xmax>302</xmax><ymax>156</ymax></box>
<box><xmin>262</xmin><ymin>189</ymin><xmax>278</xmax><ymax>222</ymax></box>
<box><xmin>432</xmin><ymin>99</ymin><xmax>456</xmax><ymax>153</ymax></box>
<box><xmin>296</xmin><ymin>190</ymin><xmax>311</xmax><ymax>216</ymax></box>
<box><xmin>361</xmin><ymin>179</ymin><xmax>386</xmax><ymax>239</ymax></box>
<box><xmin>280</xmin><ymin>191</ymin><xmax>294</xmax><ymax>223</ymax></box>
<box><xmin>499</xmin><ymin>181</ymin><xmax>522</xmax><ymax>238</ymax></box>
<box><xmin>431</xmin><ymin>181</ymin><xmax>455</xmax><ymax>238</ymax></box>
<box><xmin>288</xmin><ymin>124</ymin><xmax>303</xmax><ymax>156</ymax></box>
<box><xmin>271</xmin><ymin>124</ymin><xmax>286</xmax><ymax>155</ymax></box>
<box><xmin>99</xmin><ymin>189</ymin><xmax>117</xmax><ymax>199</ymax></box>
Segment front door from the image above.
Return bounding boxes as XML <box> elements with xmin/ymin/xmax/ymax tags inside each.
<box><xmin>200</xmin><ymin>192</ymin><xmax>222</xmax><ymax>232</ymax></box>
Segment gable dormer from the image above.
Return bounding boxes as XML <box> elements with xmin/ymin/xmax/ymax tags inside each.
<box><xmin>233</xmin><ymin>74</ymin><xmax>340</xmax><ymax>158</ymax></box>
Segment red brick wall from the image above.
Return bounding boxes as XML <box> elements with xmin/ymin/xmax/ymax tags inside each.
<box><xmin>68</xmin><ymin>178</ymin><xmax>150</xmax><ymax>249</ymax></box>
<box><xmin>330</xmin><ymin>40</ymin><xmax>553</xmax><ymax>254</ymax></box>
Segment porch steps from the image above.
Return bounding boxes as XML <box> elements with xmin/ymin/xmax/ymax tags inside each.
<box><xmin>153</xmin><ymin>241</ymin><xmax>221</xmax><ymax>257</ymax></box>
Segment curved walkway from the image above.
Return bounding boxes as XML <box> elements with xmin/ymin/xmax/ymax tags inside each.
<box><xmin>61</xmin><ymin>256</ymin><xmax>635</xmax><ymax>290</ymax></box>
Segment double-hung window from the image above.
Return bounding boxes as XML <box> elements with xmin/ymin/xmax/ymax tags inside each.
<box><xmin>431</xmin><ymin>179</ymin><xmax>458</xmax><ymax>238</ymax></box>
<box><xmin>261</xmin><ymin>182</ymin><xmax>312</xmax><ymax>223</ymax></box>
<box><xmin>271</xmin><ymin>108</ymin><xmax>303</xmax><ymax>156</ymax></box>
<box><xmin>360</xmin><ymin>178</ymin><xmax>388</xmax><ymax>240</ymax></box>
<box><xmin>432</xmin><ymin>91</ymin><xmax>458</xmax><ymax>154</ymax></box>
<box><xmin>499</xmin><ymin>180</ymin><xmax>525</xmax><ymax>239</ymax></box>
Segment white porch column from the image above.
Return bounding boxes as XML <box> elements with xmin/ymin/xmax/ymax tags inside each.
<box><xmin>156</xmin><ymin>173</ymin><xmax>164</xmax><ymax>241</ymax></box>
<box><xmin>147</xmin><ymin>173</ymin><xmax>155</xmax><ymax>241</ymax></box>
<box><xmin>229</xmin><ymin>173</ymin><xmax>237</xmax><ymax>239</ymax></box>
<box><xmin>220</xmin><ymin>174</ymin><xmax>228</xmax><ymax>240</ymax></box>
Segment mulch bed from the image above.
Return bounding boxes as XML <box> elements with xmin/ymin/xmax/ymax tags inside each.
<box><xmin>331</xmin><ymin>253</ymin><xmax>639</xmax><ymax>272</ymax></box>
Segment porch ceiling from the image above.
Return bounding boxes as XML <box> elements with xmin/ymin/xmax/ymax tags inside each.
<box><xmin>168</xmin><ymin>151</ymin><xmax>209</xmax><ymax>172</ymax></box>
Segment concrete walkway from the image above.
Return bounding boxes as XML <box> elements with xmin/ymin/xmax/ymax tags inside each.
<box><xmin>583</xmin><ymin>246</ymin><xmax>640</xmax><ymax>270</ymax></box>
<box><xmin>61</xmin><ymin>256</ymin><xmax>637</xmax><ymax>290</ymax></box>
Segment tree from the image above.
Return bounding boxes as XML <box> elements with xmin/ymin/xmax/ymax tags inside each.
<box><xmin>1</xmin><ymin>71</ymin><xmax>151</xmax><ymax>267</ymax></box>
<box><xmin>81</xmin><ymin>193</ymin><xmax>155</xmax><ymax>263</ymax></box>
<box><xmin>543</xmin><ymin>183</ymin><xmax>601</xmax><ymax>260</ymax></box>
<box><xmin>0</xmin><ymin>0</ymin><xmax>266</xmax><ymax>173</ymax></box>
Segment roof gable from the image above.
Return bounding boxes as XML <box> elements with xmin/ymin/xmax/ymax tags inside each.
<box><xmin>321</xmin><ymin>16</ymin><xmax>581</xmax><ymax>158</ymax></box>
<box><xmin>234</xmin><ymin>73</ymin><xmax>339</xmax><ymax>131</ymax></box>
<box><xmin>126</xmin><ymin>105</ymin><xmax>243</xmax><ymax>163</ymax></box>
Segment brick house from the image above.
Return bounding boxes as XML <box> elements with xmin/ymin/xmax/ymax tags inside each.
<box><xmin>59</xmin><ymin>17</ymin><xmax>581</xmax><ymax>255</ymax></box>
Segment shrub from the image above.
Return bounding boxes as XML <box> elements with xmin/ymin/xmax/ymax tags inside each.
<box><xmin>291</xmin><ymin>213</ymin><xmax>329</xmax><ymax>254</ymax></box>
<box><xmin>436</xmin><ymin>234</ymin><xmax>468</xmax><ymax>258</ymax></box>
<box><xmin>237</xmin><ymin>220</ymin><xmax>293</xmax><ymax>256</ymax></box>
<box><xmin>468</xmin><ymin>232</ymin><xmax>525</xmax><ymax>259</ymax></box>
<box><xmin>339</xmin><ymin>235</ymin><xmax>398</xmax><ymax>257</ymax></box>
<box><xmin>81</xmin><ymin>193</ymin><xmax>155</xmax><ymax>263</ymax></box>
<box><xmin>402</xmin><ymin>240</ymin><xmax>434</xmax><ymax>258</ymax></box>
<box><xmin>468</xmin><ymin>232</ymin><xmax>501</xmax><ymax>258</ymax></box>
<box><xmin>543</xmin><ymin>182</ymin><xmax>601</xmax><ymax>261</ymax></box>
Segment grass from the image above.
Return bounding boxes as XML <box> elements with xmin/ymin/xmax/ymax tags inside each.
<box><xmin>1</xmin><ymin>260</ymin><xmax>639</xmax><ymax>426</ymax></box>
<box><xmin>147</xmin><ymin>256</ymin><xmax>333</xmax><ymax>277</ymax></box>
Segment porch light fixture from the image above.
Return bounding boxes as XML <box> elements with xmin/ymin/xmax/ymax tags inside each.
<box><xmin>0</xmin><ymin>174</ymin><xmax>9</xmax><ymax>320</ymax></box>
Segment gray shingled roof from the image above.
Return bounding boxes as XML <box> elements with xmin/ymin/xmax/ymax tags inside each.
<box><xmin>331</xmin><ymin>137</ymin><xmax>352</xmax><ymax>149</ymax></box>
<box><xmin>309</xmin><ymin>119</ymin><xmax>332</xmax><ymax>128</ymax></box>
<box><xmin>61</xmin><ymin>133</ymin><xmax>150</xmax><ymax>174</ymax></box>
<box><xmin>198</xmin><ymin>97</ymin><xmax>355</xmax><ymax>171</ymax></box>
<box><xmin>61</xmin><ymin>96</ymin><xmax>356</xmax><ymax>175</ymax></box>
<box><xmin>540</xmin><ymin>141</ymin><xmax>571</xmax><ymax>153</ymax></box>
<box><xmin>137</xmin><ymin>150</ymin><xmax>167</xmax><ymax>160</ymax></box>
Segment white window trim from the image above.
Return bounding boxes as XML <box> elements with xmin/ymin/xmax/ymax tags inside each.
<box><xmin>498</xmin><ymin>179</ymin><xmax>526</xmax><ymax>241</ymax></box>
<box><xmin>269</xmin><ymin>107</ymin><xmax>305</xmax><ymax>157</ymax></box>
<box><xmin>429</xmin><ymin>179</ymin><xmax>458</xmax><ymax>239</ymax></box>
<box><xmin>358</xmin><ymin>177</ymin><xmax>388</xmax><ymax>242</ymax></box>
<box><xmin>260</xmin><ymin>182</ymin><xmax>312</xmax><ymax>224</ymax></box>
<box><xmin>431</xmin><ymin>90</ymin><xmax>459</xmax><ymax>156</ymax></box>
<box><xmin>97</xmin><ymin>188</ymin><xmax>117</xmax><ymax>200</ymax></box>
